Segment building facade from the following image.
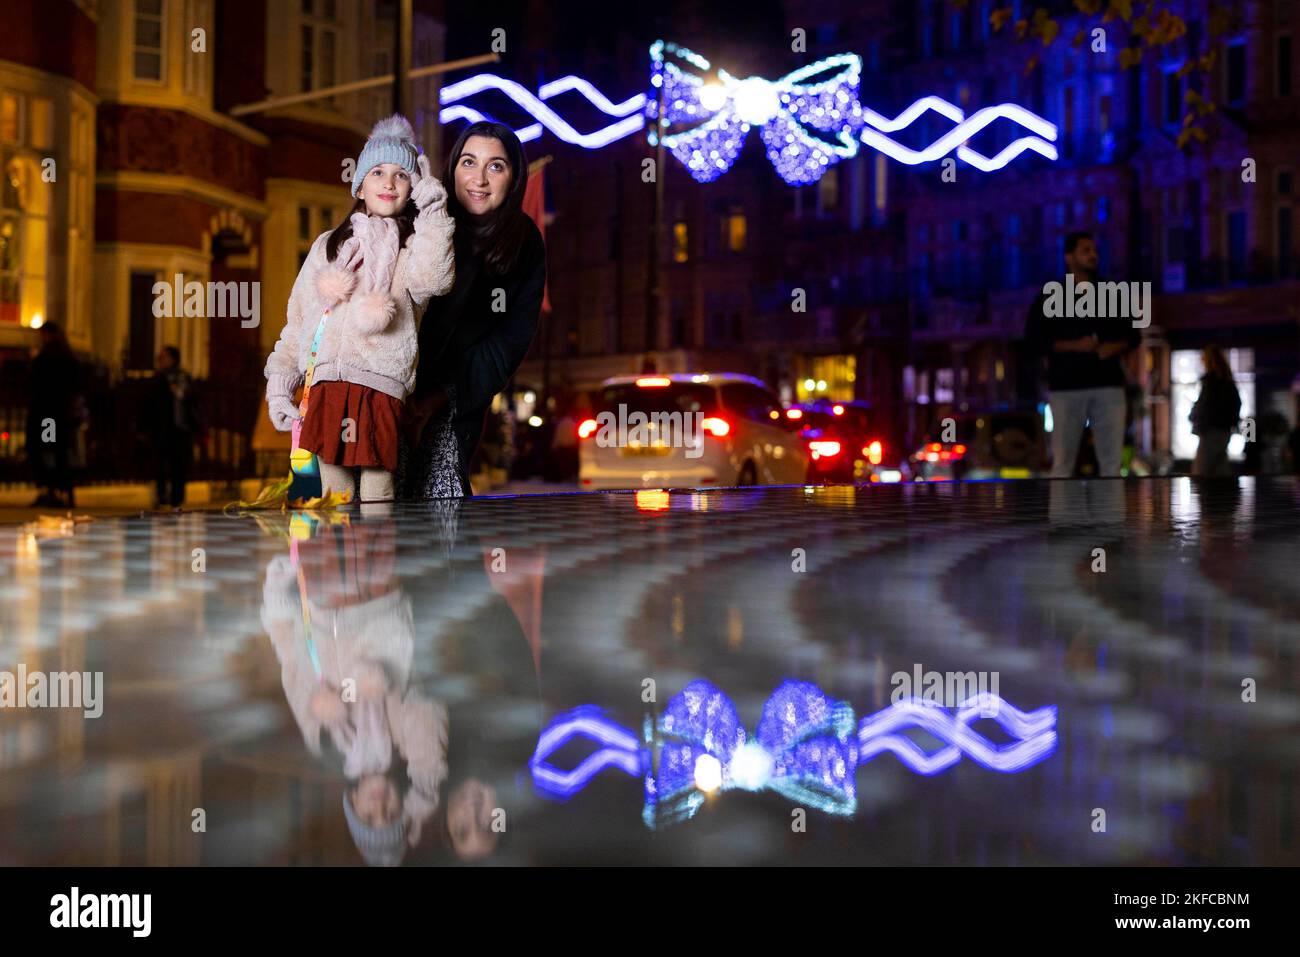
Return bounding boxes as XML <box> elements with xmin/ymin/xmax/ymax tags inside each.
<box><xmin>0</xmin><ymin>0</ymin><xmax>446</xmax><ymax>480</ymax></box>
<box><xmin>511</xmin><ymin>0</ymin><xmax>1299</xmax><ymax>465</ymax></box>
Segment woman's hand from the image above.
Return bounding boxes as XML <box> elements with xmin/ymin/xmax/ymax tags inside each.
<box><xmin>410</xmin><ymin>154</ymin><xmax>447</xmax><ymax>212</ymax></box>
<box><xmin>403</xmin><ymin>387</ymin><xmax>448</xmax><ymax>446</ymax></box>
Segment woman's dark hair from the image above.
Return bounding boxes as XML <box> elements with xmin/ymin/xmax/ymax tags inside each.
<box><xmin>325</xmin><ymin>195</ymin><xmax>418</xmax><ymax>263</ymax></box>
<box><xmin>1203</xmin><ymin>345</ymin><xmax>1234</xmax><ymax>381</ymax></box>
<box><xmin>442</xmin><ymin>121</ymin><xmax>531</xmax><ymax>276</ymax></box>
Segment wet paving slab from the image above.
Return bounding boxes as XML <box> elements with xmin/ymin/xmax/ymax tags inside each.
<box><xmin>0</xmin><ymin>477</ymin><xmax>1297</xmax><ymax>865</ymax></box>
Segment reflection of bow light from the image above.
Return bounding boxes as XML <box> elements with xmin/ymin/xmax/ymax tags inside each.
<box><xmin>530</xmin><ymin>679</ymin><xmax>1058</xmax><ymax>828</ymax></box>
<box><xmin>437</xmin><ymin>41</ymin><xmax>1058</xmax><ymax>185</ymax></box>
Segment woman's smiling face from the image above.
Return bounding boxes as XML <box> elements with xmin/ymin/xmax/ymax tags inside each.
<box><xmin>454</xmin><ymin>135</ymin><xmax>512</xmax><ymax>215</ymax></box>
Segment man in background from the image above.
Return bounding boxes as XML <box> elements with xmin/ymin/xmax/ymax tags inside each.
<box><xmin>1024</xmin><ymin>231</ymin><xmax>1142</xmax><ymax>478</ymax></box>
<box><xmin>150</xmin><ymin>346</ymin><xmax>200</xmax><ymax>507</ymax></box>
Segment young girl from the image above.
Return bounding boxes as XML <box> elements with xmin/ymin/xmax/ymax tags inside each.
<box><xmin>265</xmin><ymin>115</ymin><xmax>455</xmax><ymax>502</ymax></box>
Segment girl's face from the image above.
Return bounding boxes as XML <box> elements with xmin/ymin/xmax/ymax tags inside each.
<box><xmin>352</xmin><ymin>774</ymin><xmax>401</xmax><ymax>827</ymax></box>
<box><xmin>358</xmin><ymin>162</ymin><xmax>412</xmax><ymax>217</ymax></box>
<box><xmin>454</xmin><ymin>135</ymin><xmax>512</xmax><ymax>215</ymax></box>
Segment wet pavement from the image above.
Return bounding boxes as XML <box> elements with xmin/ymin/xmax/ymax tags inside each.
<box><xmin>1</xmin><ymin>477</ymin><xmax>1297</xmax><ymax>865</ymax></box>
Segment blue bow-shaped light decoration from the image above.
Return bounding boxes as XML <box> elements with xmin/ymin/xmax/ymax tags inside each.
<box><xmin>646</xmin><ymin>679</ymin><xmax>859</xmax><ymax>826</ymax></box>
<box><xmin>531</xmin><ymin>679</ymin><xmax>1058</xmax><ymax>828</ymax></box>
<box><xmin>648</xmin><ymin>40</ymin><xmax>864</xmax><ymax>186</ymax></box>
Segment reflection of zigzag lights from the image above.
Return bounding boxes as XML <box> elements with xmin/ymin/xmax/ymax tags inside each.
<box><xmin>439</xmin><ymin>70</ymin><xmax>1056</xmax><ymax>174</ymax></box>
<box><xmin>858</xmin><ymin>694</ymin><xmax>1059</xmax><ymax>774</ymax></box>
<box><xmin>531</xmin><ymin>687</ymin><xmax>1058</xmax><ymax>820</ymax></box>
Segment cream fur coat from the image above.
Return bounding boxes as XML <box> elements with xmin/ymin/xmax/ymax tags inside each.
<box><xmin>265</xmin><ymin>206</ymin><xmax>455</xmax><ymax>403</ymax></box>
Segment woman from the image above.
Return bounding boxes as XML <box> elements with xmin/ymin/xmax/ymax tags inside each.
<box><xmin>399</xmin><ymin>121</ymin><xmax>546</xmax><ymax>500</ymax></box>
<box><xmin>1190</xmin><ymin>345</ymin><xmax>1241</xmax><ymax>477</ymax></box>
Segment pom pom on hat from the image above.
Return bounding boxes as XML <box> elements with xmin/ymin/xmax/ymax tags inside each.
<box><xmin>369</xmin><ymin>114</ymin><xmax>415</xmax><ymax>143</ymax></box>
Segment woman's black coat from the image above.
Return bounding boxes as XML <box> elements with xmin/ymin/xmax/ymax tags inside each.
<box><xmin>414</xmin><ymin>216</ymin><xmax>546</xmax><ymax>495</ymax></box>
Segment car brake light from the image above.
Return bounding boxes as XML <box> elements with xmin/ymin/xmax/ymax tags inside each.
<box><xmin>865</xmin><ymin>440</ymin><xmax>883</xmax><ymax>465</ymax></box>
<box><xmin>578</xmin><ymin>418</ymin><xmax>598</xmax><ymax>439</ymax></box>
<box><xmin>927</xmin><ymin>442</ymin><xmax>942</xmax><ymax>452</ymax></box>
<box><xmin>939</xmin><ymin>450</ymin><xmax>952</xmax><ymax>461</ymax></box>
<box><xmin>953</xmin><ymin>444</ymin><xmax>967</xmax><ymax>456</ymax></box>
<box><xmin>809</xmin><ymin>440</ymin><xmax>841</xmax><ymax>458</ymax></box>
<box><xmin>702</xmin><ymin>416</ymin><xmax>730</xmax><ymax>437</ymax></box>
<box><xmin>636</xmin><ymin>376</ymin><xmax>671</xmax><ymax>387</ymax></box>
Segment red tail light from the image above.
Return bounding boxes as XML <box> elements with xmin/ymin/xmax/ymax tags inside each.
<box><xmin>865</xmin><ymin>440</ymin><xmax>883</xmax><ymax>465</ymax></box>
<box><xmin>809</xmin><ymin>440</ymin><xmax>841</xmax><ymax>459</ymax></box>
<box><xmin>578</xmin><ymin>418</ymin><xmax>598</xmax><ymax>439</ymax></box>
<box><xmin>953</xmin><ymin>443</ymin><xmax>967</xmax><ymax>456</ymax></box>
<box><xmin>702</xmin><ymin>416</ymin><xmax>731</xmax><ymax>437</ymax></box>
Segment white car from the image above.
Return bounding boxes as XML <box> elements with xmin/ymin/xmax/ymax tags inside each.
<box><xmin>578</xmin><ymin>373</ymin><xmax>810</xmax><ymax>490</ymax></box>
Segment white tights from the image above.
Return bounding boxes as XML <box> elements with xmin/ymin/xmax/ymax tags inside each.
<box><xmin>318</xmin><ymin>463</ymin><xmax>394</xmax><ymax>503</ymax></box>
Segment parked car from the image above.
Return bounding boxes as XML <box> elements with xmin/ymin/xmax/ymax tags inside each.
<box><xmin>909</xmin><ymin>410</ymin><xmax>1046</xmax><ymax>481</ymax></box>
<box><xmin>785</xmin><ymin>400</ymin><xmax>902</xmax><ymax>484</ymax></box>
<box><xmin>578</xmin><ymin>373</ymin><xmax>809</xmax><ymax>490</ymax></box>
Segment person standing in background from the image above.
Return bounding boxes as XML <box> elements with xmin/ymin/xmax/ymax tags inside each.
<box><xmin>26</xmin><ymin>322</ymin><xmax>81</xmax><ymax>507</ymax></box>
<box><xmin>1024</xmin><ymin>231</ymin><xmax>1141</xmax><ymax>478</ymax></box>
<box><xmin>151</xmin><ymin>345</ymin><xmax>200</xmax><ymax>507</ymax></box>
<box><xmin>1190</xmin><ymin>346</ymin><xmax>1241</xmax><ymax>478</ymax></box>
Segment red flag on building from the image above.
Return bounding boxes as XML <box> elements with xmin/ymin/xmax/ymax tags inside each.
<box><xmin>522</xmin><ymin>157</ymin><xmax>551</xmax><ymax>314</ymax></box>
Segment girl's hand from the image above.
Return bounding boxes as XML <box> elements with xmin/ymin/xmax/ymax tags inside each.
<box><xmin>268</xmin><ymin>392</ymin><xmax>302</xmax><ymax>431</ymax></box>
<box><xmin>409</xmin><ymin>154</ymin><xmax>447</xmax><ymax>212</ymax></box>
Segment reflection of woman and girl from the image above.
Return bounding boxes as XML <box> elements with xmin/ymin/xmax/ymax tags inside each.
<box><xmin>257</xmin><ymin>503</ymin><xmax>541</xmax><ymax>864</ymax></box>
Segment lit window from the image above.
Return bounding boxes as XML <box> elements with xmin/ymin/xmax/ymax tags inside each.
<box><xmin>726</xmin><ymin>209</ymin><xmax>746</xmax><ymax>251</ymax></box>
<box><xmin>673</xmin><ymin>222</ymin><xmax>688</xmax><ymax>263</ymax></box>
<box><xmin>302</xmin><ymin>3</ymin><xmax>341</xmax><ymax>107</ymax></box>
<box><xmin>133</xmin><ymin>0</ymin><xmax>165</xmax><ymax>82</ymax></box>
<box><xmin>0</xmin><ymin>94</ymin><xmax>18</xmax><ymax>144</ymax></box>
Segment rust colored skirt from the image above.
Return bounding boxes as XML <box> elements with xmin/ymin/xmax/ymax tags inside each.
<box><xmin>297</xmin><ymin>380</ymin><xmax>403</xmax><ymax>472</ymax></box>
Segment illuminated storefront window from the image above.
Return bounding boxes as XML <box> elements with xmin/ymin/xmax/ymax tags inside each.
<box><xmin>796</xmin><ymin>354</ymin><xmax>856</xmax><ymax>401</ymax></box>
<box><xmin>1171</xmin><ymin>348</ymin><xmax>1254</xmax><ymax>461</ymax></box>
<box><xmin>0</xmin><ymin>154</ymin><xmax>47</xmax><ymax>328</ymax></box>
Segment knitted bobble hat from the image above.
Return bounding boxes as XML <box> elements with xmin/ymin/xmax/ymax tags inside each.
<box><xmin>343</xmin><ymin>790</ymin><xmax>408</xmax><ymax>867</ymax></box>
<box><xmin>352</xmin><ymin>114</ymin><xmax>420</xmax><ymax>198</ymax></box>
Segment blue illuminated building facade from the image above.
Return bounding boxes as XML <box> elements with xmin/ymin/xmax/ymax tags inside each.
<box><xmin>462</xmin><ymin>0</ymin><xmax>1298</xmax><ymax>461</ymax></box>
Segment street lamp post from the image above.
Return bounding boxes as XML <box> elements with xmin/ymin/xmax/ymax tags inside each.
<box><xmin>646</xmin><ymin>77</ymin><xmax>666</xmax><ymax>361</ymax></box>
<box><xmin>393</xmin><ymin>0</ymin><xmax>412</xmax><ymax>116</ymax></box>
